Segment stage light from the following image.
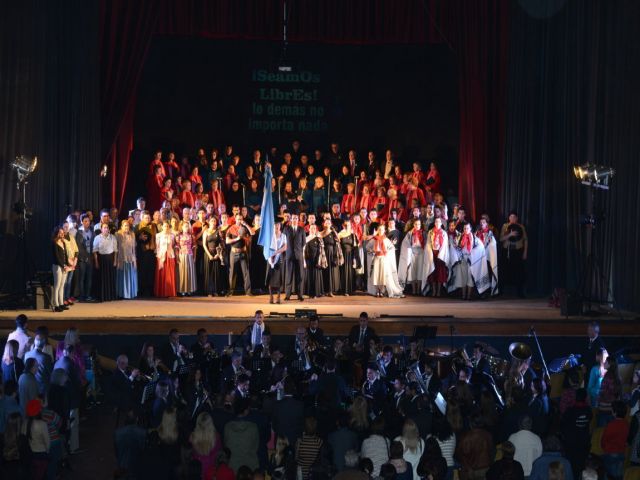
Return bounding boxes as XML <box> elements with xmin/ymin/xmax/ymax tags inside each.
<box><xmin>573</xmin><ymin>163</ymin><xmax>615</xmax><ymax>189</ymax></box>
<box><xmin>11</xmin><ymin>155</ymin><xmax>38</xmax><ymax>185</ymax></box>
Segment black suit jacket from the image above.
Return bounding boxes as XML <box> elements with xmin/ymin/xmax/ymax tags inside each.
<box><xmin>111</xmin><ymin>369</ymin><xmax>136</xmax><ymax>410</ymax></box>
<box><xmin>348</xmin><ymin>325</ymin><xmax>379</xmax><ymax>349</ymax></box>
<box><xmin>283</xmin><ymin>225</ymin><xmax>306</xmax><ymax>260</ymax></box>
<box><xmin>159</xmin><ymin>342</ymin><xmax>185</xmax><ymax>372</ymax></box>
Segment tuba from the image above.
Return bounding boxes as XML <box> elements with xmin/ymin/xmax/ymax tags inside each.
<box><xmin>405</xmin><ymin>361</ymin><xmax>429</xmax><ymax>395</ymax></box>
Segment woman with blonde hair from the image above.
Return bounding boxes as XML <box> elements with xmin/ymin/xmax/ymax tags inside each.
<box><xmin>115</xmin><ymin>219</ymin><xmax>138</xmax><ymax>299</ymax></box>
<box><xmin>176</xmin><ymin>221</ymin><xmax>197</xmax><ymax>296</ymax></box>
<box><xmin>268</xmin><ymin>435</ymin><xmax>294</xmax><ymax>479</ymax></box>
<box><xmin>395</xmin><ymin>418</ymin><xmax>424</xmax><ymax>479</ymax></box>
<box><xmin>190</xmin><ymin>412</ymin><xmax>221</xmax><ymax>479</ymax></box>
<box><xmin>348</xmin><ymin>395</ymin><xmax>370</xmax><ymax>442</ymax></box>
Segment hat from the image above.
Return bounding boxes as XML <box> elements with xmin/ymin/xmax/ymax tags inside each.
<box><xmin>26</xmin><ymin>399</ymin><xmax>42</xmax><ymax>417</ymax></box>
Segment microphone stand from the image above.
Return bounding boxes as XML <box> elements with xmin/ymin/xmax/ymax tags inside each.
<box><xmin>529</xmin><ymin>326</ymin><xmax>550</xmax><ymax>380</ymax></box>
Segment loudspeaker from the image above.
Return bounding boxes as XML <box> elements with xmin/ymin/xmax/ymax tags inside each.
<box><xmin>561</xmin><ymin>290</ymin><xmax>581</xmax><ymax>316</ymax></box>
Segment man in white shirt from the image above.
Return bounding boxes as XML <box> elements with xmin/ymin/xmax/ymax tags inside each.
<box><xmin>244</xmin><ymin>310</ymin><xmax>266</xmax><ymax>352</ymax></box>
<box><xmin>508</xmin><ymin>415</ymin><xmax>543</xmax><ymax>476</ymax></box>
<box><xmin>7</xmin><ymin>314</ymin><xmax>30</xmax><ymax>359</ymax></box>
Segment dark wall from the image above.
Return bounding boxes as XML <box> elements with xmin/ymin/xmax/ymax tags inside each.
<box><xmin>129</xmin><ymin>38</ymin><xmax>459</xmax><ymax>206</ymax></box>
<box><xmin>0</xmin><ymin>0</ymin><xmax>102</xmax><ymax>293</ymax></box>
<box><xmin>502</xmin><ymin>0</ymin><xmax>640</xmax><ymax>311</ymax></box>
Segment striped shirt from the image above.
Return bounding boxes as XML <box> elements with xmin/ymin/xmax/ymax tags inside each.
<box><xmin>427</xmin><ymin>434</ymin><xmax>456</xmax><ymax>467</ymax></box>
<box><xmin>296</xmin><ymin>433</ymin><xmax>323</xmax><ymax>479</ymax></box>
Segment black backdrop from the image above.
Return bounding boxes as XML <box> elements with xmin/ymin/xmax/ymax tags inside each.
<box><xmin>1</xmin><ymin>0</ymin><xmax>639</xmax><ymax>313</ymax></box>
<box><xmin>503</xmin><ymin>0</ymin><xmax>640</xmax><ymax>312</ymax></box>
<box><xmin>0</xmin><ymin>0</ymin><xmax>102</xmax><ymax>293</ymax></box>
<box><xmin>129</xmin><ymin>38</ymin><xmax>459</xmax><ymax>206</ymax></box>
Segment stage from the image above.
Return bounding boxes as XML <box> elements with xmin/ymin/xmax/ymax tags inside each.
<box><xmin>0</xmin><ymin>295</ymin><xmax>637</xmax><ymax>338</ymax></box>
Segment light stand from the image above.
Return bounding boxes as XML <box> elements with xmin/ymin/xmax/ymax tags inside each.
<box><xmin>573</xmin><ymin>164</ymin><xmax>616</xmax><ymax>315</ymax></box>
<box><xmin>1</xmin><ymin>156</ymin><xmax>52</xmax><ymax>310</ymax></box>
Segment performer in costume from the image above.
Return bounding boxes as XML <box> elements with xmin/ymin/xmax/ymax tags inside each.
<box><xmin>154</xmin><ymin>221</ymin><xmax>177</xmax><ymax>298</ymax></box>
<box><xmin>367</xmin><ymin>224</ymin><xmax>405</xmax><ymax>298</ymax></box>
<box><xmin>448</xmin><ymin>223</ymin><xmax>490</xmax><ymax>300</ymax></box>
<box><xmin>397</xmin><ymin>219</ymin><xmax>426</xmax><ymax>295</ymax></box>
<box><xmin>338</xmin><ymin>220</ymin><xmax>359</xmax><ymax>296</ymax></box>
<box><xmin>176</xmin><ymin>222</ymin><xmax>197</xmax><ymax>296</ymax></box>
<box><xmin>93</xmin><ymin>223</ymin><xmax>118</xmax><ymax>302</ymax></box>
<box><xmin>304</xmin><ymin>224</ymin><xmax>326</xmax><ymax>299</ymax></box>
<box><xmin>320</xmin><ymin>218</ymin><xmax>342</xmax><ymax>297</ymax></box>
<box><xmin>202</xmin><ymin>216</ymin><xmax>224</xmax><ymax>296</ymax></box>
<box><xmin>422</xmin><ymin>217</ymin><xmax>449</xmax><ymax>297</ymax></box>
<box><xmin>476</xmin><ymin>214</ymin><xmax>499</xmax><ymax>296</ymax></box>
<box><xmin>115</xmin><ymin>220</ymin><xmax>138</xmax><ymax>299</ymax></box>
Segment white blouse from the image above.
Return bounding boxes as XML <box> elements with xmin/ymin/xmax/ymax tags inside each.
<box><xmin>93</xmin><ymin>233</ymin><xmax>118</xmax><ymax>255</ymax></box>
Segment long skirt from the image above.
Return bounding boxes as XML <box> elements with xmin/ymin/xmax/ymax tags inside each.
<box><xmin>306</xmin><ymin>266</ymin><xmax>325</xmax><ymax>298</ymax></box>
<box><xmin>428</xmin><ymin>250</ymin><xmax>448</xmax><ymax>284</ymax></box>
<box><xmin>177</xmin><ymin>253</ymin><xmax>197</xmax><ymax>294</ymax></box>
<box><xmin>116</xmin><ymin>261</ymin><xmax>138</xmax><ymax>299</ymax></box>
<box><xmin>323</xmin><ymin>247</ymin><xmax>341</xmax><ymax>294</ymax></box>
<box><xmin>266</xmin><ymin>257</ymin><xmax>284</xmax><ymax>289</ymax></box>
<box><xmin>371</xmin><ymin>255</ymin><xmax>387</xmax><ymax>287</ymax></box>
<box><xmin>341</xmin><ymin>251</ymin><xmax>355</xmax><ymax>295</ymax></box>
<box><xmin>154</xmin><ymin>256</ymin><xmax>176</xmax><ymax>297</ymax></box>
<box><xmin>203</xmin><ymin>258</ymin><xmax>223</xmax><ymax>295</ymax></box>
<box><xmin>97</xmin><ymin>253</ymin><xmax>116</xmax><ymax>302</ymax></box>
<box><xmin>195</xmin><ymin>244</ymin><xmax>205</xmax><ymax>294</ymax></box>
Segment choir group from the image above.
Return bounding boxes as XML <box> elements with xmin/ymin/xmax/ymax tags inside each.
<box><xmin>49</xmin><ymin>142</ymin><xmax>528</xmax><ymax>311</ymax></box>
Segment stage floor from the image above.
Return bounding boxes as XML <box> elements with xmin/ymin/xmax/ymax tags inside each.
<box><xmin>0</xmin><ymin>295</ymin><xmax>636</xmax><ymax>337</ymax></box>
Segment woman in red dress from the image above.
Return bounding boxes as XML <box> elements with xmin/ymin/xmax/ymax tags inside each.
<box><xmin>341</xmin><ymin>182</ymin><xmax>357</xmax><ymax>216</ymax></box>
<box><xmin>154</xmin><ymin>221</ymin><xmax>177</xmax><ymax>297</ymax></box>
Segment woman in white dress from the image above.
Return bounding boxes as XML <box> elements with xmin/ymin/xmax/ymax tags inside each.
<box><xmin>368</xmin><ymin>224</ymin><xmax>405</xmax><ymax>298</ymax></box>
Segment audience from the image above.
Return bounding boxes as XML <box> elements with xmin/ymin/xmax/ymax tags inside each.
<box><xmin>2</xmin><ymin>312</ymin><xmax>640</xmax><ymax>480</ymax></box>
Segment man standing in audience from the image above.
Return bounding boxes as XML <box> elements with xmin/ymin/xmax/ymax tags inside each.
<box><xmin>24</xmin><ymin>332</ymin><xmax>53</xmax><ymax>396</ymax></box>
<box><xmin>7</xmin><ymin>314</ymin><xmax>30</xmax><ymax>359</ymax></box>
<box><xmin>508</xmin><ymin>415</ymin><xmax>542</xmax><ymax>477</ymax></box>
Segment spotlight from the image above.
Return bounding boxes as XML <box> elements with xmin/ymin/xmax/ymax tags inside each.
<box><xmin>573</xmin><ymin>163</ymin><xmax>615</xmax><ymax>189</ymax></box>
<box><xmin>11</xmin><ymin>155</ymin><xmax>38</xmax><ymax>187</ymax></box>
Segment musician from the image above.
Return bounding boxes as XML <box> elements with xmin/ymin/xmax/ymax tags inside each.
<box><xmin>221</xmin><ymin>351</ymin><xmax>251</xmax><ymax>390</ymax></box>
<box><xmin>469</xmin><ymin>343</ymin><xmax>492</xmax><ymax>378</ymax></box>
<box><xmin>265</xmin><ymin>346</ymin><xmax>287</xmax><ymax>391</ymax></box>
<box><xmin>391</xmin><ymin>376</ymin><xmax>409</xmax><ymax>413</ymax></box>
<box><xmin>420</xmin><ymin>358</ymin><xmax>442</xmax><ymax>400</ymax></box>
<box><xmin>160</xmin><ymin>329</ymin><xmax>192</xmax><ymax>373</ymax></box>
<box><xmin>191</xmin><ymin>328</ymin><xmax>216</xmax><ymax>365</ymax></box>
<box><xmin>348</xmin><ymin>312</ymin><xmax>379</xmax><ymax>362</ymax></box>
<box><xmin>362</xmin><ymin>364</ymin><xmax>387</xmax><ymax>415</ymax></box>
<box><xmin>235</xmin><ymin>373</ymin><xmax>251</xmax><ymax>399</ymax></box>
<box><xmin>377</xmin><ymin>345</ymin><xmax>399</xmax><ymax>383</ymax></box>
<box><xmin>252</xmin><ymin>330</ymin><xmax>273</xmax><ymax>359</ymax></box>
<box><xmin>138</xmin><ymin>342</ymin><xmax>167</xmax><ymax>378</ymax></box>
<box><xmin>293</xmin><ymin>326</ymin><xmax>308</xmax><ymax>358</ymax></box>
<box><xmin>112</xmin><ymin>354</ymin><xmax>141</xmax><ymax>412</ymax></box>
<box><xmin>242</xmin><ymin>310</ymin><xmax>266</xmax><ymax>353</ymax></box>
<box><xmin>306</xmin><ymin>315</ymin><xmax>325</xmax><ymax>347</ymax></box>
<box><xmin>308</xmin><ymin>358</ymin><xmax>351</xmax><ymax>408</ymax></box>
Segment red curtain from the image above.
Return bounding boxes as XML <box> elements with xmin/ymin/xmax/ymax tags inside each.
<box><xmin>100</xmin><ymin>0</ymin><xmax>509</xmax><ymax>218</ymax></box>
